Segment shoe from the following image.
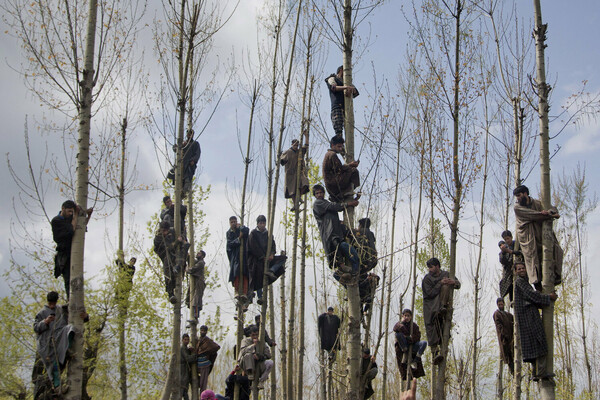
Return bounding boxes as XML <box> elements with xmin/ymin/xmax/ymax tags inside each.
<box><xmin>410</xmin><ymin>359</ymin><xmax>418</xmax><ymax>369</ymax></box>
<box><xmin>433</xmin><ymin>352</ymin><xmax>444</xmax><ymax>366</ymax></box>
<box><xmin>265</xmin><ymin>270</ymin><xmax>277</xmax><ymax>281</ymax></box>
<box><xmin>401</xmin><ymin>352</ymin><xmax>408</xmax><ymax>364</ymax></box>
<box><xmin>169</xmin><ymin>296</ymin><xmax>177</xmax><ymax>304</ymax></box>
<box><xmin>339</xmin><ymin>273</ymin><xmax>353</xmax><ymax>284</ymax></box>
<box><xmin>257</xmin><ymin>299</ymin><xmax>263</xmax><ymax>305</ymax></box>
<box><xmin>247</xmin><ymin>370</ymin><xmax>254</xmax><ymax>381</ymax></box>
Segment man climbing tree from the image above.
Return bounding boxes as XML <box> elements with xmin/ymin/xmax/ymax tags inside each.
<box><xmin>493</xmin><ymin>298</ymin><xmax>514</xmax><ymax>375</ymax></box>
<box><xmin>322</xmin><ymin>135</ymin><xmax>360</xmax><ymax>206</ymax></box>
<box><xmin>280</xmin><ymin>138</ymin><xmax>309</xmax><ymax>211</ymax></box>
<box><xmin>325</xmin><ymin>65</ymin><xmax>359</xmax><ymax>138</ymax></box>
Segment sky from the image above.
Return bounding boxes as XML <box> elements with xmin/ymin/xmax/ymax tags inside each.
<box><xmin>1</xmin><ymin>0</ymin><xmax>600</xmax><ymax>393</ymax></box>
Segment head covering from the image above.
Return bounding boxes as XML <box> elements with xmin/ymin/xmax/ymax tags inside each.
<box><xmin>201</xmin><ymin>389</ymin><xmax>216</xmax><ymax>400</ymax></box>
<box><xmin>362</xmin><ymin>348</ymin><xmax>370</xmax><ymax>355</ymax></box>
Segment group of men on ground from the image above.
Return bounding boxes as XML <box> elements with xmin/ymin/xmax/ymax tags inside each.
<box><xmin>492</xmin><ymin>184</ymin><xmax>563</xmax><ymax>382</ymax></box>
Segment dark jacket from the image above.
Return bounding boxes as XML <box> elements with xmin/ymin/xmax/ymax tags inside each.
<box><xmin>227</xmin><ymin>226</ymin><xmax>249</xmax><ymax>283</ymax></box>
<box><xmin>153</xmin><ymin>228</ymin><xmax>178</xmax><ymax>268</ymax></box>
<box><xmin>51</xmin><ymin>212</ymin><xmax>74</xmax><ymax>253</ymax></box>
<box><xmin>313</xmin><ymin>198</ymin><xmax>346</xmax><ymax>264</ymax></box>
<box><xmin>318</xmin><ymin>312</ymin><xmax>341</xmax><ymax>351</ymax></box>
<box><xmin>325</xmin><ymin>74</ymin><xmax>359</xmax><ymax>111</ymax></box>
<box><xmin>225</xmin><ymin>371</ymin><xmax>250</xmax><ymax>400</ymax></box>
<box><xmin>393</xmin><ymin>320</ymin><xmax>421</xmax><ymax>344</ymax></box>
<box><xmin>248</xmin><ymin>227</ymin><xmax>275</xmax><ymax>291</ymax></box>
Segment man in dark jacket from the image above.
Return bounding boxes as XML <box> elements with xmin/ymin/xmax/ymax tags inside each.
<box><xmin>325</xmin><ymin>65</ymin><xmax>359</xmax><ymax>138</ymax></box>
<box><xmin>422</xmin><ymin>257</ymin><xmax>460</xmax><ymax>365</ymax></box>
<box><xmin>226</xmin><ymin>216</ymin><xmax>250</xmax><ymax>307</ymax></box>
<box><xmin>220</xmin><ymin>365</ymin><xmax>250</xmax><ymax>400</ymax></box>
<box><xmin>514</xmin><ymin>261</ymin><xmax>557</xmax><ymax>381</ymax></box>
<box><xmin>322</xmin><ymin>135</ymin><xmax>360</xmax><ymax>203</ymax></box>
<box><xmin>247</xmin><ymin>215</ymin><xmax>286</xmax><ymax>303</ymax></box>
<box><xmin>312</xmin><ymin>184</ymin><xmax>360</xmax><ymax>282</ymax></box>
<box><xmin>318</xmin><ymin>307</ymin><xmax>341</xmax><ymax>358</ymax></box>
<box><xmin>182</xmin><ymin>129</ymin><xmax>201</xmax><ymax>194</ymax></box>
<box><xmin>393</xmin><ymin>309</ymin><xmax>427</xmax><ymax>369</ymax></box>
<box><xmin>51</xmin><ymin>200</ymin><xmax>93</xmax><ymax>299</ymax></box>
<box><xmin>498</xmin><ymin>230</ymin><xmax>516</xmax><ymax>301</ymax></box>
<box><xmin>180</xmin><ymin>333</ymin><xmax>196</xmax><ymax>400</ymax></box>
<box><xmin>154</xmin><ymin>221</ymin><xmax>189</xmax><ymax>304</ymax></box>
<box><xmin>160</xmin><ymin>195</ymin><xmax>187</xmax><ymax>238</ymax></box>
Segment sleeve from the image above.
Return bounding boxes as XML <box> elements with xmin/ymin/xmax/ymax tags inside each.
<box><xmin>352</xmin><ymin>87</ymin><xmax>360</xmax><ymax>98</ymax></box>
<box><xmin>227</xmin><ymin>231</ymin><xmax>241</xmax><ymax>252</ymax></box>
<box><xmin>153</xmin><ymin>235</ymin><xmax>165</xmax><ymax>259</ymax></box>
<box><xmin>514</xmin><ymin>204</ymin><xmax>551</xmax><ymax>222</ymax></box>
<box><xmin>412</xmin><ymin>324</ymin><xmax>421</xmax><ymax>343</ymax></box>
<box><xmin>453</xmin><ymin>277</ymin><xmax>461</xmax><ymax>290</ymax></box>
<box><xmin>493</xmin><ymin>312</ymin><xmax>504</xmax><ymax>337</ymax></box>
<box><xmin>181</xmin><ymin>347</ymin><xmax>196</xmax><ymax>364</ymax></box>
<box><xmin>33</xmin><ymin>312</ymin><xmax>48</xmax><ymax>334</ymax></box>
<box><xmin>392</xmin><ymin>321</ymin><xmax>402</xmax><ymax>333</ymax></box>
<box><xmin>326</xmin><ymin>76</ymin><xmax>337</xmax><ymax>89</ymax></box>
<box><xmin>517</xmin><ymin>279</ymin><xmax>552</xmax><ymax>308</ymax></box>
<box><xmin>280</xmin><ymin>149</ymin><xmax>289</xmax><ymax>166</ymax></box>
<box><xmin>422</xmin><ymin>275</ymin><xmax>442</xmax><ymax>300</ymax></box>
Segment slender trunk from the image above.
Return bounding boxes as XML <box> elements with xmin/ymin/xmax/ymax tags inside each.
<box><xmin>533</xmin><ymin>1</ymin><xmax>555</xmax><ymax>398</ymax></box>
<box><xmin>234</xmin><ymin>80</ymin><xmax>257</xmax><ymax>400</ymax></box>
<box><xmin>118</xmin><ymin>117</ymin><xmax>129</xmax><ymax>400</ymax></box>
<box><xmin>342</xmin><ymin>2</ymin><xmax>361</xmax><ymax>399</ymax></box>
<box><xmin>280</xmin><ymin>272</ymin><xmax>287</xmax><ymax>400</ymax></box>
<box><xmin>296</xmin><ymin>35</ymin><xmax>314</xmax><ymax>397</ymax></box>
<box><xmin>65</xmin><ymin>1</ymin><xmax>97</xmax><ymax>398</ymax></box>
<box><xmin>434</xmin><ymin>2</ymin><xmax>462</xmax><ymax>398</ymax></box>
<box><xmin>268</xmin><ymin>284</ymin><xmax>277</xmax><ymax>400</ymax></box>
<box><xmin>471</xmin><ymin>97</ymin><xmax>490</xmax><ymax>399</ymax></box>
<box><xmin>512</xmin><ymin>99</ymin><xmax>524</xmax><ymax>400</ymax></box>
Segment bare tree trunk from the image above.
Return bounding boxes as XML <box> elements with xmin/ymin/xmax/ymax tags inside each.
<box><xmin>118</xmin><ymin>117</ymin><xmax>130</xmax><ymax>400</ymax></box>
<box><xmin>471</xmin><ymin>89</ymin><xmax>491</xmax><ymax>399</ymax></box>
<box><xmin>532</xmin><ymin>1</ymin><xmax>555</xmax><ymax>399</ymax></box>
<box><xmin>268</xmin><ymin>283</ymin><xmax>277</xmax><ymax>400</ymax></box>
<box><xmin>280</xmin><ymin>273</ymin><xmax>287</xmax><ymax>400</ymax></box>
<box><xmin>65</xmin><ymin>1</ymin><xmax>97</xmax><ymax>398</ymax></box>
<box><xmin>233</xmin><ymin>80</ymin><xmax>257</xmax><ymax>400</ymax></box>
<box><xmin>433</xmin><ymin>2</ymin><xmax>463</xmax><ymax>399</ymax></box>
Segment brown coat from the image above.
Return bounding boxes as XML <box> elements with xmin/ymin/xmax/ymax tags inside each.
<box><xmin>514</xmin><ymin>198</ymin><xmax>563</xmax><ymax>285</ymax></box>
<box><xmin>322</xmin><ymin>149</ymin><xmax>360</xmax><ymax>202</ymax></box>
<box><xmin>280</xmin><ymin>146</ymin><xmax>309</xmax><ymax>199</ymax></box>
<box><xmin>493</xmin><ymin>309</ymin><xmax>514</xmax><ymax>366</ymax></box>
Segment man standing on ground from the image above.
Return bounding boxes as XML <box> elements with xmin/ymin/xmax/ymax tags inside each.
<box><xmin>51</xmin><ymin>200</ymin><xmax>93</xmax><ymax>299</ymax></box>
<box><xmin>196</xmin><ymin>325</ymin><xmax>220</xmax><ymax>393</ymax></box>
<box><xmin>493</xmin><ymin>297</ymin><xmax>514</xmax><ymax>374</ymax></box>
<box><xmin>325</xmin><ymin>65</ymin><xmax>359</xmax><ymax>138</ymax></box>
<box><xmin>312</xmin><ymin>184</ymin><xmax>360</xmax><ymax>282</ymax></box>
<box><xmin>322</xmin><ymin>135</ymin><xmax>360</xmax><ymax>204</ymax></box>
<box><xmin>513</xmin><ymin>185</ymin><xmax>563</xmax><ymax>290</ymax></box>
<box><xmin>422</xmin><ymin>257</ymin><xmax>460</xmax><ymax>365</ymax></box>
<box><xmin>514</xmin><ymin>262</ymin><xmax>557</xmax><ymax>381</ymax></box>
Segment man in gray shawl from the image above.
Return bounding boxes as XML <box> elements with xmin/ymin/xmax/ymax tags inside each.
<box><xmin>513</xmin><ymin>185</ymin><xmax>563</xmax><ymax>290</ymax></box>
<box><xmin>33</xmin><ymin>291</ymin><xmax>88</xmax><ymax>396</ymax></box>
<box><xmin>280</xmin><ymin>138</ymin><xmax>309</xmax><ymax>210</ymax></box>
<box><xmin>514</xmin><ymin>261</ymin><xmax>557</xmax><ymax>381</ymax></box>
<box><xmin>422</xmin><ymin>257</ymin><xmax>460</xmax><ymax>365</ymax></box>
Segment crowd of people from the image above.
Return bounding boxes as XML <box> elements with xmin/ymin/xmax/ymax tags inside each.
<box><xmin>37</xmin><ymin>66</ymin><xmax>564</xmax><ymax>399</ymax></box>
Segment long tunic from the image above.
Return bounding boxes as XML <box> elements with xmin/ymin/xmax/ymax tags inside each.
<box><xmin>34</xmin><ymin>305</ymin><xmax>74</xmax><ymax>382</ymax></box>
<box><xmin>514</xmin><ymin>275</ymin><xmax>552</xmax><ymax>361</ymax></box>
<box><xmin>226</xmin><ymin>226</ymin><xmax>249</xmax><ymax>283</ymax></box>
<box><xmin>493</xmin><ymin>309</ymin><xmax>514</xmax><ymax>365</ymax></box>
<box><xmin>248</xmin><ymin>227</ymin><xmax>275</xmax><ymax>291</ymax></box>
<box><xmin>182</xmin><ymin>139</ymin><xmax>201</xmax><ymax>179</ymax></box>
<box><xmin>422</xmin><ymin>270</ymin><xmax>461</xmax><ymax>346</ymax></box>
<box><xmin>187</xmin><ymin>256</ymin><xmax>206</xmax><ymax>312</ymax></box>
<box><xmin>313</xmin><ymin>198</ymin><xmax>346</xmax><ymax>266</ymax></box>
<box><xmin>318</xmin><ymin>313</ymin><xmax>341</xmax><ymax>351</ymax></box>
<box><xmin>280</xmin><ymin>146</ymin><xmax>309</xmax><ymax>199</ymax></box>
<box><xmin>514</xmin><ymin>198</ymin><xmax>563</xmax><ymax>285</ymax></box>
<box><xmin>322</xmin><ymin>149</ymin><xmax>360</xmax><ymax>202</ymax></box>
<box><xmin>238</xmin><ymin>337</ymin><xmax>271</xmax><ymax>375</ymax></box>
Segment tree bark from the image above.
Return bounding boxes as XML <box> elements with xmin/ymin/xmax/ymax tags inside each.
<box><xmin>532</xmin><ymin>1</ymin><xmax>555</xmax><ymax>398</ymax></box>
<box><xmin>65</xmin><ymin>1</ymin><xmax>97</xmax><ymax>398</ymax></box>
